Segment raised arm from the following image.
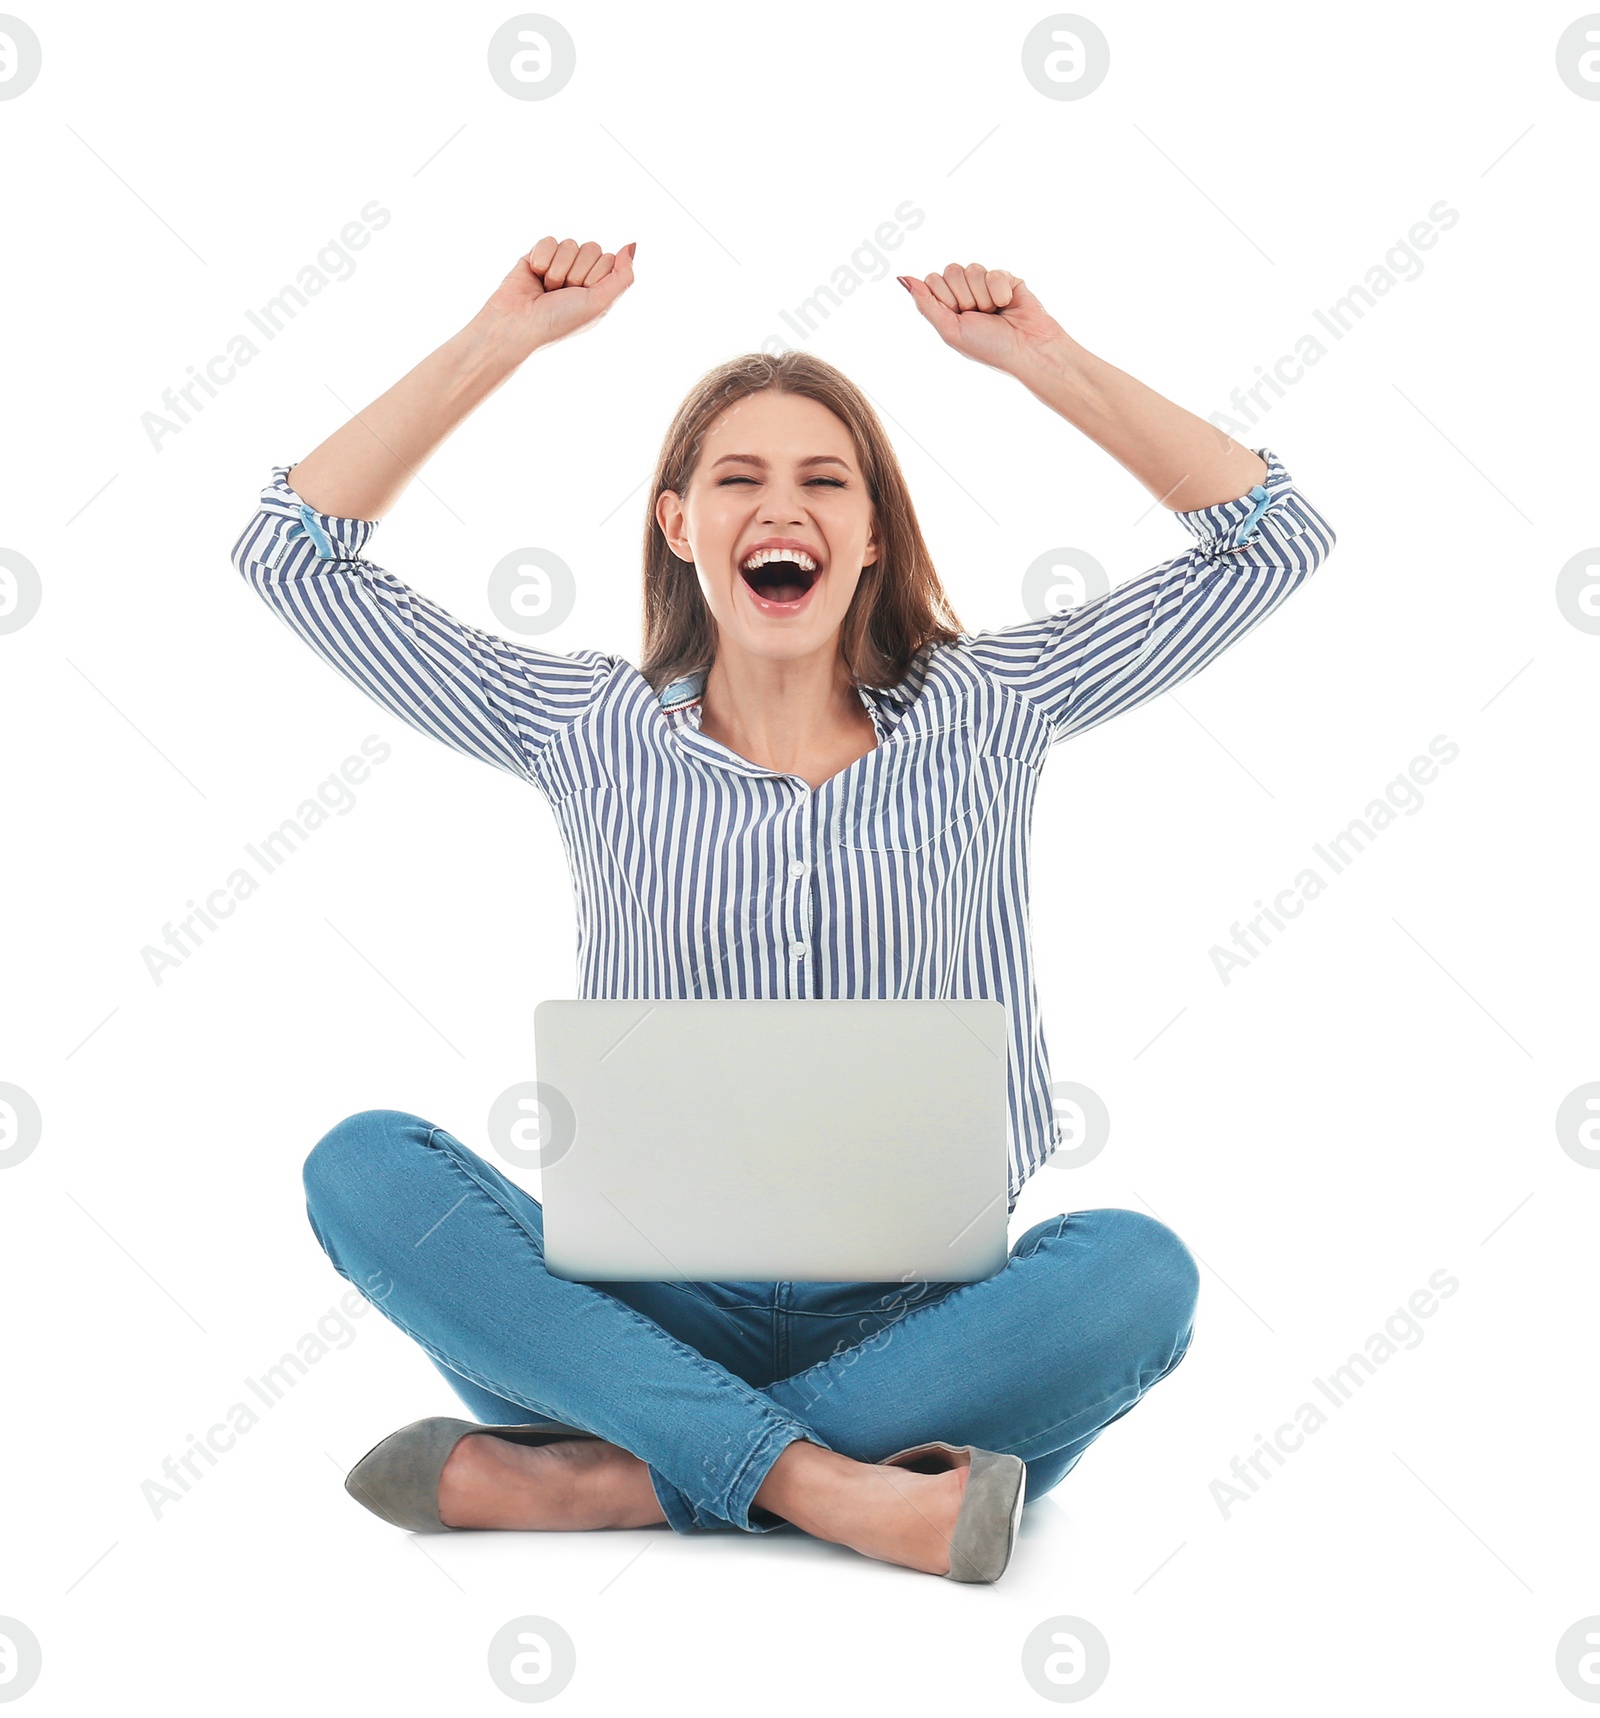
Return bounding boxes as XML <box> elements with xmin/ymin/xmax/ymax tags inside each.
<box><xmin>231</xmin><ymin>237</ymin><xmax>639</xmax><ymax>784</ymax></box>
<box><xmin>287</xmin><ymin>236</ymin><xmax>636</xmax><ymax>518</ymax></box>
<box><xmin>899</xmin><ymin>262</ymin><xmax>1334</xmax><ymax>739</ymax></box>
<box><xmin>899</xmin><ymin>260</ymin><xmax>1265</xmax><ymax>509</ymax></box>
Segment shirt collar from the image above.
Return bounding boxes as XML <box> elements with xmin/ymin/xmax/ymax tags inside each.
<box><xmin>654</xmin><ymin>651</ymin><xmax>926</xmax><ymax>716</ymax></box>
<box><xmin>655</xmin><ymin>663</ymin><xmax>914</xmax><ymax>760</ymax></box>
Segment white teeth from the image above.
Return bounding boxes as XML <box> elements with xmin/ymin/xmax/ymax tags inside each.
<box><xmin>740</xmin><ymin>546</ymin><xmax>819</xmax><ymax>574</ymax></box>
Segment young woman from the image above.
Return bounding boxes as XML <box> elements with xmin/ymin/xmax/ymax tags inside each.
<box><xmin>231</xmin><ymin>236</ymin><xmax>1335</xmax><ymax>1584</ymax></box>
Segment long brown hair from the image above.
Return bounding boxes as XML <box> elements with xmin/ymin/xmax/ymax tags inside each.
<box><xmin>639</xmin><ymin>351</ymin><xmax>964</xmax><ymax>692</ymax></box>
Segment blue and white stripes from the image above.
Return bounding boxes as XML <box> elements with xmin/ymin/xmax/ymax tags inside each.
<box><xmin>232</xmin><ymin>446</ymin><xmax>1335</xmax><ymax>1211</ymax></box>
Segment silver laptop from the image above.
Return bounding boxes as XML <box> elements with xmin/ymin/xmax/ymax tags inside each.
<box><xmin>533</xmin><ymin>999</ymin><xmax>1010</xmax><ymax>1283</ymax></box>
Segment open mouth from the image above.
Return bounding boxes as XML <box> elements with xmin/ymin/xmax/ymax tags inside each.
<box><xmin>739</xmin><ymin>547</ymin><xmax>820</xmax><ymax>612</ymax></box>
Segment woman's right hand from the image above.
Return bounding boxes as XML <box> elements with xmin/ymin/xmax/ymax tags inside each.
<box><xmin>480</xmin><ymin>236</ymin><xmax>637</xmax><ymax>356</ymax></box>
<box><xmin>285</xmin><ymin>236</ymin><xmax>636</xmax><ymax>521</ymax></box>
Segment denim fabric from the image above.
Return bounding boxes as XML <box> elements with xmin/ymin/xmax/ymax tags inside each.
<box><xmin>303</xmin><ymin>1109</ymin><xmax>1200</xmax><ymax>1535</ymax></box>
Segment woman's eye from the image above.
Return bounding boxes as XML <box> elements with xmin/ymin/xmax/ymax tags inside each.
<box><xmin>716</xmin><ymin>476</ymin><xmax>846</xmax><ymax>488</ymax></box>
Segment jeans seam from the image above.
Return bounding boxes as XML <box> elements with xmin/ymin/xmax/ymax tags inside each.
<box><xmin>779</xmin><ymin>1287</ymin><xmax>960</xmax><ymax>1321</ymax></box>
<box><xmin>773</xmin><ymin>1269</ymin><xmax>992</xmax><ymax>1395</ymax></box>
<box><xmin>1004</xmin><ymin>1332</ymin><xmax>1196</xmax><ymax>1458</ymax></box>
<box><xmin>719</xmin><ymin>1417</ymin><xmax>817</xmax><ymax>1532</ymax></box>
<box><xmin>420</xmin><ymin>1124</ymin><xmax>739</xmax><ymax>1322</ymax></box>
<box><xmin>1012</xmin><ymin>1381</ymin><xmax>1152</xmax><ymax>1457</ymax></box>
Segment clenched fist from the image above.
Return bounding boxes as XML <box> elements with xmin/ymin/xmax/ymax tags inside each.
<box><xmin>481</xmin><ymin>236</ymin><xmax>637</xmax><ymax>357</ymax></box>
<box><xmin>897</xmin><ymin>263</ymin><xmax>1069</xmax><ymax>376</ymax></box>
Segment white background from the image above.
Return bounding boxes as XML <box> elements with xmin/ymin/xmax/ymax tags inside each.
<box><xmin>2</xmin><ymin>0</ymin><xmax>1596</xmax><ymax>1711</ymax></box>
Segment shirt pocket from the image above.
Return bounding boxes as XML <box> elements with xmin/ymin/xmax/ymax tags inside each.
<box><xmin>837</xmin><ymin>732</ymin><xmax>1024</xmax><ymax>854</ymax></box>
<box><xmin>534</xmin><ymin>722</ymin><xmax>608</xmax><ymax>809</ymax></box>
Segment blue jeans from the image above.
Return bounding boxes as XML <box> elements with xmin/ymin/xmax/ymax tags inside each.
<box><xmin>302</xmin><ymin>1109</ymin><xmax>1199</xmax><ymax>1535</ymax></box>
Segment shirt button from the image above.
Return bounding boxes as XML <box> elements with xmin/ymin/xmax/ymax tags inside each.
<box><xmin>789</xmin><ymin>941</ymin><xmax>807</xmax><ymax>960</ymax></box>
<box><xmin>788</xmin><ymin>860</ymin><xmax>807</xmax><ymax>879</ymax></box>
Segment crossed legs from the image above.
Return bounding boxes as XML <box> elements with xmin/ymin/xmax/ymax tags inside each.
<box><xmin>303</xmin><ymin>1110</ymin><xmax>1199</xmax><ymax>1559</ymax></box>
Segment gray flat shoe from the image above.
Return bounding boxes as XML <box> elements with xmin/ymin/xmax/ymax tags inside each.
<box><xmin>344</xmin><ymin>1416</ymin><xmax>600</xmax><ymax>1533</ymax></box>
<box><xmin>878</xmin><ymin>1439</ymin><xmax>1027</xmax><ymax>1583</ymax></box>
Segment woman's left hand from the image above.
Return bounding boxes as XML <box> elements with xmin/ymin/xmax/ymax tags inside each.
<box><xmin>897</xmin><ymin>264</ymin><xmax>1068</xmax><ymax>375</ymax></box>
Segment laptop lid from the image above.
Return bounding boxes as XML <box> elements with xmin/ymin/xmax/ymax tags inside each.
<box><xmin>533</xmin><ymin>999</ymin><xmax>1010</xmax><ymax>1283</ymax></box>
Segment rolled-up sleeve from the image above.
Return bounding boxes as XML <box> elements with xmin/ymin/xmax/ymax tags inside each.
<box><xmin>230</xmin><ymin>466</ymin><xmax>622</xmax><ymax>782</ymax></box>
<box><xmin>959</xmin><ymin>446</ymin><xmax>1336</xmax><ymax>741</ymax></box>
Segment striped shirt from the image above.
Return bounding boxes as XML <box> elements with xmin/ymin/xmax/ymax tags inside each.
<box><xmin>231</xmin><ymin>445</ymin><xmax>1335</xmax><ymax>1212</ymax></box>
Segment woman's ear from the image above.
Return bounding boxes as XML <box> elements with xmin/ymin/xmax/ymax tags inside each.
<box><xmin>655</xmin><ymin>489</ymin><xmax>693</xmax><ymax>564</ymax></box>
